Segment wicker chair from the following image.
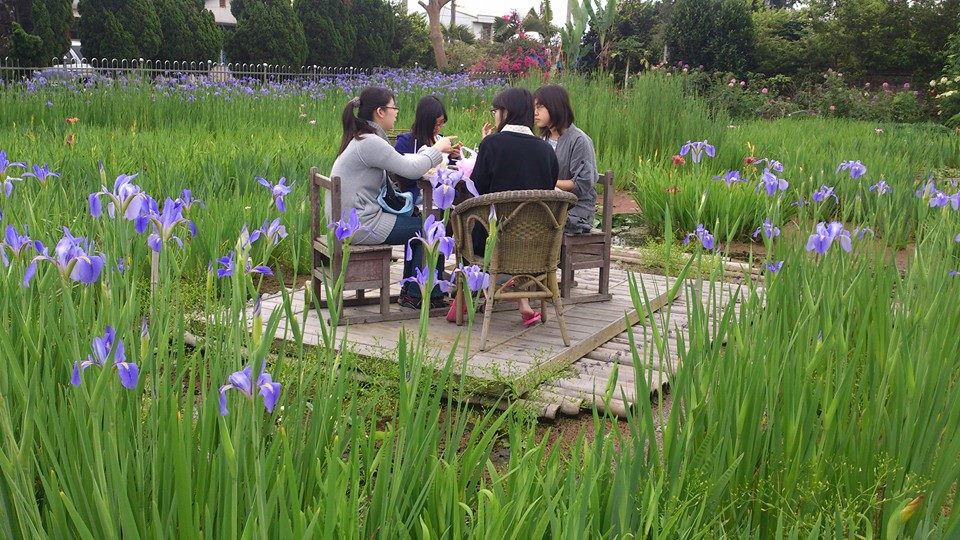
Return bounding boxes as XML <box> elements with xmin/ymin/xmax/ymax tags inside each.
<box><xmin>560</xmin><ymin>170</ymin><xmax>614</xmax><ymax>303</ymax></box>
<box><xmin>449</xmin><ymin>190</ymin><xmax>578</xmax><ymax>351</ymax></box>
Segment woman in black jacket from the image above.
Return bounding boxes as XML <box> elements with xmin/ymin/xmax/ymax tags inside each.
<box><xmin>468</xmin><ymin>87</ymin><xmax>559</xmax><ymax>326</ymax></box>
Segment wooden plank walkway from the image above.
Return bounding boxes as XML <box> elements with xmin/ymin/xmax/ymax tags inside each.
<box><xmin>254</xmin><ymin>251</ymin><xmax>746</xmax><ymax>419</ymax></box>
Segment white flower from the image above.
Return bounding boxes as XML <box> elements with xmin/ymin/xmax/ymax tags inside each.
<box><xmin>930</xmin><ymin>80</ymin><xmax>937</xmax><ymax>87</ymax></box>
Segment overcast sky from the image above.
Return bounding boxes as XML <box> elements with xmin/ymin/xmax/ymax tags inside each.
<box><xmin>407</xmin><ymin>0</ymin><xmax>570</xmax><ymax>27</ymax></box>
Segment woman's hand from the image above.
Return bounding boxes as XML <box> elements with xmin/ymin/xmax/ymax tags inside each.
<box><xmin>482</xmin><ymin>122</ymin><xmax>495</xmax><ymax>139</ymax></box>
<box><xmin>450</xmin><ymin>143</ymin><xmax>463</xmax><ymax>160</ymax></box>
<box><xmin>433</xmin><ymin>135</ymin><xmax>457</xmax><ymax>153</ymax></box>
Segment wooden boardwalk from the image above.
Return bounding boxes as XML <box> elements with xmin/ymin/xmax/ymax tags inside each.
<box><xmin>255</xmin><ymin>251</ymin><xmax>745</xmax><ymax>419</ymax></box>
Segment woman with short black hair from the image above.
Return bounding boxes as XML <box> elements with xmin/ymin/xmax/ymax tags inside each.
<box><xmin>534</xmin><ymin>84</ymin><xmax>599</xmax><ymax>234</ymax></box>
<box><xmin>466</xmin><ymin>87</ymin><xmax>559</xmax><ymax>326</ymax></box>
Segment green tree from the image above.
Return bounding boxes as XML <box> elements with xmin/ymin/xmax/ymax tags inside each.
<box><xmin>45</xmin><ymin>0</ymin><xmax>72</xmax><ymax>61</ymax></box>
<box><xmin>77</xmin><ymin>0</ymin><xmax>161</xmax><ymax>59</ymax></box>
<box><xmin>0</xmin><ymin>0</ymin><xmax>70</xmax><ymax>64</ymax></box>
<box><xmin>609</xmin><ymin>0</ymin><xmax>663</xmax><ymax>74</ymax></box>
<box><xmin>392</xmin><ymin>9</ymin><xmax>433</xmax><ymax>68</ymax></box>
<box><xmin>226</xmin><ymin>0</ymin><xmax>307</xmax><ymax>67</ymax></box>
<box><xmin>752</xmin><ymin>7</ymin><xmax>824</xmax><ymax>76</ymax></box>
<box><xmin>666</xmin><ymin>0</ymin><xmax>755</xmax><ymax>74</ymax></box>
<box><xmin>8</xmin><ymin>22</ymin><xmax>45</xmax><ymax>64</ymax></box>
<box><xmin>155</xmin><ymin>0</ymin><xmax>223</xmax><ymax>62</ymax></box>
<box><xmin>295</xmin><ymin>0</ymin><xmax>355</xmax><ymax>67</ymax></box>
<box><xmin>808</xmin><ymin>0</ymin><xmax>959</xmax><ymax>81</ymax></box>
<box><xmin>350</xmin><ymin>0</ymin><xmax>394</xmax><ymax>67</ymax></box>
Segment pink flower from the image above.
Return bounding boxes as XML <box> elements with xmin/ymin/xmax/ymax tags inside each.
<box><xmin>761</xmin><ymin>88</ymin><xmax>768</xmax><ymax>94</ymax></box>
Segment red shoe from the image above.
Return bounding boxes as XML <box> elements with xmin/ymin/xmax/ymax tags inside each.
<box><xmin>521</xmin><ymin>311</ymin><xmax>542</xmax><ymax>327</ymax></box>
<box><xmin>446</xmin><ymin>300</ymin><xmax>465</xmax><ymax>323</ymax></box>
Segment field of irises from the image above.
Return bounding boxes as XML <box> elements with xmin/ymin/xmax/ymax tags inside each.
<box><xmin>0</xmin><ymin>69</ymin><xmax>958</xmax><ymax>536</ymax></box>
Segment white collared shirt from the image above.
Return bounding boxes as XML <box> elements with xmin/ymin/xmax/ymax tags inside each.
<box><xmin>499</xmin><ymin>124</ymin><xmax>535</xmax><ymax>136</ymax></box>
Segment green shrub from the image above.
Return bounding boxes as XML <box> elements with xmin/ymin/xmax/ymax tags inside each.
<box><xmin>665</xmin><ymin>0</ymin><xmax>755</xmax><ymax>75</ymax></box>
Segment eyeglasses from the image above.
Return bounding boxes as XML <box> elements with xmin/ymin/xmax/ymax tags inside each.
<box><xmin>382</xmin><ymin>106</ymin><xmax>400</xmax><ymax>113</ymax></box>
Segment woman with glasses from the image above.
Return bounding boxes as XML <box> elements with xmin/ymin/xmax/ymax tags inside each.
<box><xmin>464</xmin><ymin>87</ymin><xmax>559</xmax><ymax>326</ymax></box>
<box><xmin>331</xmin><ymin>86</ymin><xmax>456</xmax><ymax>309</ymax></box>
<box><xmin>533</xmin><ymin>84</ymin><xmax>598</xmax><ymax>234</ymax></box>
<box><xmin>394</xmin><ymin>95</ymin><xmax>461</xmax><ymax>202</ymax></box>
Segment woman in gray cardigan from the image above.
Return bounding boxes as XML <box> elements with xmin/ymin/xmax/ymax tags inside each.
<box><xmin>331</xmin><ymin>87</ymin><xmax>455</xmax><ymax>309</ymax></box>
<box><xmin>533</xmin><ymin>84</ymin><xmax>599</xmax><ymax>234</ymax></box>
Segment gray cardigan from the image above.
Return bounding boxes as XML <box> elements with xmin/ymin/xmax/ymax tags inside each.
<box><xmin>553</xmin><ymin>124</ymin><xmax>598</xmax><ymax>233</ymax></box>
<box><xmin>329</xmin><ymin>122</ymin><xmax>442</xmax><ymax>244</ymax></box>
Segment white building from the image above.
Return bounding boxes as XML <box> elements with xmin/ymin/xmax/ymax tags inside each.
<box><xmin>204</xmin><ymin>0</ymin><xmax>238</xmax><ymax>27</ymax></box>
<box><xmin>435</xmin><ymin>7</ymin><xmax>498</xmax><ymax>42</ymax></box>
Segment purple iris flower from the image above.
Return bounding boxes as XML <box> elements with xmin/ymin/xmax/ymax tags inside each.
<box><xmin>0</xmin><ymin>150</ymin><xmax>25</xmax><ymax>177</ymax></box>
<box><xmin>950</xmin><ymin>271</ymin><xmax>960</xmax><ymax>277</ymax></box>
<box><xmin>455</xmin><ymin>264</ymin><xmax>490</xmax><ymax>292</ymax></box>
<box><xmin>854</xmin><ymin>226</ymin><xmax>874</xmax><ymax>240</ymax></box>
<box><xmin>811</xmin><ymin>185</ymin><xmax>839</xmax><ymax>203</ymax></box>
<box><xmin>88</xmin><ymin>173</ymin><xmax>147</xmax><ymax>220</ymax></box>
<box><xmin>70</xmin><ymin>326</ymin><xmax>140</xmax><ymax>390</ymax></box>
<box><xmin>837</xmin><ymin>160</ymin><xmax>867</xmax><ymax>179</ymax></box>
<box><xmin>138</xmin><ymin>198</ymin><xmax>195</xmax><ymax>252</ymax></box>
<box><xmin>955</xmin><ymin>233</ymin><xmax>960</xmax><ymax>242</ymax></box>
<box><xmin>1</xmin><ymin>225</ymin><xmax>41</xmax><ymax>266</ymax></box>
<box><xmin>23</xmin><ymin>228</ymin><xmax>105</xmax><ymax>287</ymax></box>
<box><xmin>678</xmin><ymin>140</ymin><xmax>716</xmax><ymax>164</ymax></box>
<box><xmin>218</xmin><ymin>362</ymin><xmax>282</xmax><ymax>416</ymax></box>
<box><xmin>175</xmin><ymin>189</ymin><xmax>203</xmax><ymax>210</ymax></box>
<box><xmin>1</xmin><ymin>151</ymin><xmax>26</xmax><ymax>196</ymax></box>
<box><xmin>401</xmin><ymin>266</ymin><xmax>453</xmax><ymax>294</ymax></box>
<box><xmin>761</xmin><ymin>159</ymin><xmax>784</xmax><ymax>173</ymax></box>
<box><xmin>22</xmin><ymin>164</ymin><xmax>60</xmax><ymax>185</ymax></box>
<box><xmin>328</xmin><ymin>208</ymin><xmax>362</xmax><ymax>242</ymax></box>
<box><xmin>950</xmin><ymin>193</ymin><xmax>960</xmax><ymax>211</ymax></box>
<box><xmin>683</xmin><ymin>224</ymin><xmax>716</xmax><ymax>250</ymax></box>
<box><xmin>916</xmin><ymin>180</ymin><xmax>937</xmax><ymax>199</ymax></box>
<box><xmin>251</xmin><ymin>217</ymin><xmax>288</xmax><ymax>246</ymax></box>
<box><xmin>752</xmin><ymin>218</ymin><xmax>780</xmax><ymax>239</ymax></box>
<box><xmin>805</xmin><ymin>222</ymin><xmax>852</xmax><ymax>254</ymax></box>
<box><xmin>429</xmin><ymin>169</ymin><xmax>478</xmax><ymax>210</ymax></box>
<box><xmin>216</xmin><ymin>252</ymin><xmax>235</xmax><ymax>278</ymax></box>
<box><xmin>256</xmin><ymin>176</ymin><xmax>293</xmax><ymax>212</ymax></box>
<box><xmin>929</xmin><ymin>191</ymin><xmax>950</xmax><ymax>208</ymax></box>
<box><xmin>767</xmin><ymin>261</ymin><xmax>784</xmax><ymax>273</ymax></box>
<box><xmin>756</xmin><ymin>169</ymin><xmax>789</xmax><ymax>196</ymax></box>
<box><xmin>405</xmin><ymin>214</ymin><xmax>455</xmax><ymax>261</ymax></box>
<box><xmin>215</xmin><ymin>251</ymin><xmax>272</xmax><ymax>278</ymax></box>
<box><xmin>714</xmin><ymin>170</ymin><xmax>744</xmax><ymax>186</ymax></box>
<box><xmin>868</xmin><ymin>180</ymin><xmax>892</xmax><ymax>195</ymax></box>
<box><xmin>2</xmin><ymin>176</ymin><xmax>20</xmax><ymax>198</ymax></box>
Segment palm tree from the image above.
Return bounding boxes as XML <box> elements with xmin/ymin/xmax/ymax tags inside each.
<box><xmin>443</xmin><ymin>23</ymin><xmax>476</xmax><ymax>45</ymax></box>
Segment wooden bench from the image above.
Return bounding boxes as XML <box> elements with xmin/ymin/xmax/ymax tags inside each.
<box><xmin>309</xmin><ymin>167</ymin><xmax>395</xmax><ymax>323</ymax></box>
<box><xmin>559</xmin><ymin>170</ymin><xmax>614</xmax><ymax>304</ymax></box>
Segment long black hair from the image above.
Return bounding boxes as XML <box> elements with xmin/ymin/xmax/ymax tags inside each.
<box><xmin>338</xmin><ymin>86</ymin><xmax>395</xmax><ymax>156</ymax></box>
<box><xmin>408</xmin><ymin>95</ymin><xmax>447</xmax><ymax>149</ymax></box>
<box><xmin>533</xmin><ymin>84</ymin><xmax>575</xmax><ymax>138</ymax></box>
<box><xmin>492</xmin><ymin>87</ymin><xmax>535</xmax><ymax>132</ymax></box>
